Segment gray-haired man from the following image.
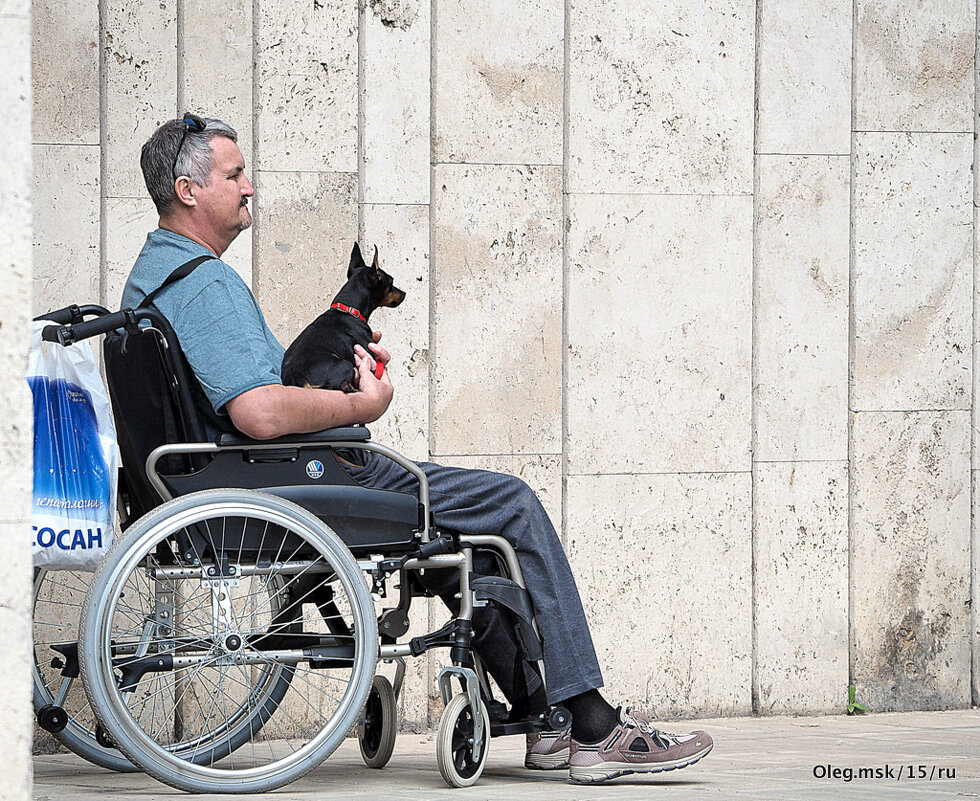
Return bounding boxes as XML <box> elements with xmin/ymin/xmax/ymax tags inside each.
<box><xmin>121</xmin><ymin>113</ymin><xmax>713</xmax><ymax>783</ymax></box>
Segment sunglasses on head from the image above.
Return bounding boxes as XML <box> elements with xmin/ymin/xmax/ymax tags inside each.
<box><xmin>171</xmin><ymin>112</ymin><xmax>207</xmax><ymax>181</ymax></box>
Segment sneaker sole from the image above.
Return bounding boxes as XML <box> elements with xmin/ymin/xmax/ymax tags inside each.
<box><xmin>568</xmin><ymin>743</ymin><xmax>713</xmax><ymax>784</ymax></box>
<box><xmin>525</xmin><ymin>750</ymin><xmax>571</xmax><ymax>770</ymax></box>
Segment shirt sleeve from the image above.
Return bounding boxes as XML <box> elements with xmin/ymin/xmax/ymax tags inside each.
<box><xmin>171</xmin><ymin>276</ymin><xmax>284</xmax><ymax>414</ymax></box>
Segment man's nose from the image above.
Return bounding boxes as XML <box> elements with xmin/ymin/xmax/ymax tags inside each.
<box><xmin>243</xmin><ymin>176</ymin><xmax>255</xmax><ymax>196</ymax></box>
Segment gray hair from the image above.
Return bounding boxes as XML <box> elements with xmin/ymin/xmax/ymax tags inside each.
<box><xmin>140</xmin><ymin>116</ymin><xmax>239</xmax><ymax>214</ymax></box>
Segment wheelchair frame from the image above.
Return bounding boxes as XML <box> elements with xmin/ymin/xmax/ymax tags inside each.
<box><xmin>32</xmin><ymin>303</ymin><xmax>569</xmax><ymax>793</ymax></box>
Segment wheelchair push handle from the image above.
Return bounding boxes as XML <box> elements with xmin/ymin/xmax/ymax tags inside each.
<box><xmin>35</xmin><ymin>303</ymin><xmax>111</xmax><ymax>326</ymax></box>
<box><xmin>41</xmin><ymin>307</ymin><xmax>159</xmax><ymax>347</ymax></box>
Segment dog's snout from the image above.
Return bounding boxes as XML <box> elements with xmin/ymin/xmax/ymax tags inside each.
<box><xmin>383</xmin><ymin>287</ymin><xmax>406</xmax><ymax>307</ymax></box>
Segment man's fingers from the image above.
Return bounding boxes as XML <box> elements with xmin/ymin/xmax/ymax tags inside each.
<box><xmin>368</xmin><ymin>341</ymin><xmax>391</xmax><ymax>365</ymax></box>
<box><xmin>353</xmin><ymin>343</ymin><xmax>374</xmax><ymax>368</ymax></box>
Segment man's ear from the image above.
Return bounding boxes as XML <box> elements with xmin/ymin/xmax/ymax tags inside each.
<box><xmin>348</xmin><ymin>242</ymin><xmax>367</xmax><ymax>278</ymax></box>
<box><xmin>173</xmin><ymin>176</ymin><xmax>196</xmax><ymax>207</ymax></box>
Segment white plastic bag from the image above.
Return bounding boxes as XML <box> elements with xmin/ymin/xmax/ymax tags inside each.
<box><xmin>28</xmin><ymin>321</ymin><xmax>118</xmax><ymax>571</ymax></box>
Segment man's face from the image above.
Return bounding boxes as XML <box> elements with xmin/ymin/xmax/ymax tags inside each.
<box><xmin>195</xmin><ymin>136</ymin><xmax>254</xmax><ymax>246</ymax></box>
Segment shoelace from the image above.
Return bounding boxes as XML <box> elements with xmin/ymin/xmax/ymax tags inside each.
<box><xmin>622</xmin><ymin>708</ymin><xmax>685</xmax><ymax>749</ymax></box>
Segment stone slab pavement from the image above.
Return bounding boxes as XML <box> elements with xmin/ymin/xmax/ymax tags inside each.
<box><xmin>32</xmin><ymin>710</ymin><xmax>980</xmax><ymax>800</ymax></box>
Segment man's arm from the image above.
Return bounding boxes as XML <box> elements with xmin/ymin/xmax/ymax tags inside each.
<box><xmin>226</xmin><ymin>342</ymin><xmax>392</xmax><ymax>439</ymax></box>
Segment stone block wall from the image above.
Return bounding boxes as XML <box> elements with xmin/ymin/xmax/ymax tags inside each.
<box><xmin>19</xmin><ymin>0</ymin><xmax>980</xmax><ymax>738</ymax></box>
<box><xmin>1</xmin><ymin>0</ymin><xmax>35</xmax><ymax>796</ymax></box>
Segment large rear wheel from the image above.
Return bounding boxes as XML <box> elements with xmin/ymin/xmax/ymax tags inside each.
<box><xmin>79</xmin><ymin>489</ymin><xmax>378</xmax><ymax>793</ymax></box>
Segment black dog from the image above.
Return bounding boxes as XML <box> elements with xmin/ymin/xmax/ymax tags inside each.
<box><xmin>282</xmin><ymin>243</ymin><xmax>405</xmax><ymax>391</ymax></box>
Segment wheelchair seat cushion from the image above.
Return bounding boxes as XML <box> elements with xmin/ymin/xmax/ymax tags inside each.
<box><xmin>263</xmin><ymin>484</ymin><xmax>420</xmax><ymax>553</ymax></box>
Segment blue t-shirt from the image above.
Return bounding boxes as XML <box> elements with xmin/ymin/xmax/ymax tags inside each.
<box><xmin>121</xmin><ymin>229</ymin><xmax>285</xmax><ymax>431</ymax></box>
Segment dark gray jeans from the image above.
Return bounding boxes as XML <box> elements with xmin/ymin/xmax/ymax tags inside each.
<box><xmin>344</xmin><ymin>451</ymin><xmax>603</xmax><ymax>706</ymax></box>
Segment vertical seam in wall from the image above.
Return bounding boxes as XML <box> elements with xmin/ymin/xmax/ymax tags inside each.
<box><xmin>968</xmin><ymin>0</ymin><xmax>980</xmax><ymax>708</ymax></box>
<box><xmin>428</xmin><ymin>0</ymin><xmax>437</xmax><ymax>462</ymax></box>
<box><xmin>561</xmin><ymin>0</ymin><xmax>571</xmax><ymax>550</ymax></box>
<box><xmin>176</xmin><ymin>0</ymin><xmax>184</xmax><ymax>112</ymax></box>
<box><xmin>847</xmin><ymin>0</ymin><xmax>858</xmax><ymax>697</ymax></box>
<box><xmin>251</xmin><ymin>0</ymin><xmax>260</xmax><ymax>292</ymax></box>
<box><xmin>426</xmin><ymin>0</ymin><xmax>438</xmax><ymax>715</ymax></box>
<box><xmin>750</xmin><ymin>0</ymin><xmax>761</xmax><ymax>717</ymax></box>
<box><xmin>357</xmin><ymin>0</ymin><xmax>366</xmax><ymax>241</ymax></box>
<box><xmin>98</xmin><ymin>0</ymin><xmax>108</xmax><ymax>308</ymax></box>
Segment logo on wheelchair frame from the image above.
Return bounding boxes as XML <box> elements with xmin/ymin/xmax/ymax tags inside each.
<box><xmin>305</xmin><ymin>460</ymin><xmax>324</xmax><ymax>480</ymax></box>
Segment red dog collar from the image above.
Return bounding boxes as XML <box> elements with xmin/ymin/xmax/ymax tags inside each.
<box><xmin>330</xmin><ymin>302</ymin><xmax>367</xmax><ymax>322</ymax></box>
<box><xmin>375</xmin><ymin>361</ymin><xmax>385</xmax><ymax>380</ymax></box>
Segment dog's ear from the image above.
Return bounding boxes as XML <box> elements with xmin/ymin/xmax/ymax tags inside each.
<box><xmin>348</xmin><ymin>242</ymin><xmax>367</xmax><ymax>278</ymax></box>
<box><xmin>372</xmin><ymin>246</ymin><xmax>380</xmax><ymax>271</ymax></box>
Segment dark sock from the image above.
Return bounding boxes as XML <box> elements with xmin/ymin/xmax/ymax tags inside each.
<box><xmin>562</xmin><ymin>689</ymin><xmax>619</xmax><ymax>744</ymax></box>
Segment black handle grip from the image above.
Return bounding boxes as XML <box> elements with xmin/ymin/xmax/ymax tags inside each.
<box><xmin>68</xmin><ymin>311</ymin><xmax>132</xmax><ymax>341</ymax></box>
<box><xmin>42</xmin><ymin>310</ymin><xmax>135</xmax><ymax>346</ymax></box>
<box><xmin>41</xmin><ymin>324</ymin><xmax>70</xmax><ymax>345</ymax></box>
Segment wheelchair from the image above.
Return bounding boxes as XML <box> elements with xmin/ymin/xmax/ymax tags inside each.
<box><xmin>33</xmin><ymin>303</ymin><xmax>569</xmax><ymax>793</ymax></box>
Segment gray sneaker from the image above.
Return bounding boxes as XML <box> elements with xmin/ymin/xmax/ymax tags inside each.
<box><xmin>525</xmin><ymin>727</ymin><xmax>572</xmax><ymax>769</ymax></box>
<box><xmin>568</xmin><ymin>708</ymin><xmax>712</xmax><ymax>783</ymax></box>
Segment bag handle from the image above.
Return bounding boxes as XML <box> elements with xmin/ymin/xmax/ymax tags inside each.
<box><xmin>138</xmin><ymin>254</ymin><xmax>215</xmax><ymax>309</ymax></box>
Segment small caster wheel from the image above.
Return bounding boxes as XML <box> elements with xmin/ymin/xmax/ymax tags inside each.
<box><xmin>548</xmin><ymin>705</ymin><xmax>570</xmax><ymax>731</ymax></box>
<box><xmin>95</xmin><ymin>723</ymin><xmax>116</xmax><ymax>749</ymax></box>
<box><xmin>358</xmin><ymin>675</ymin><xmax>397</xmax><ymax>769</ymax></box>
<box><xmin>436</xmin><ymin>693</ymin><xmax>490</xmax><ymax>788</ymax></box>
<box><xmin>36</xmin><ymin>704</ymin><xmax>69</xmax><ymax>733</ymax></box>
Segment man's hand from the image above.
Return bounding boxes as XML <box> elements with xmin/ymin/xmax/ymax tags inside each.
<box><xmin>353</xmin><ymin>339</ymin><xmax>393</xmax><ymax>422</ymax></box>
<box><xmin>368</xmin><ymin>330</ymin><xmax>391</xmax><ymax>368</ymax></box>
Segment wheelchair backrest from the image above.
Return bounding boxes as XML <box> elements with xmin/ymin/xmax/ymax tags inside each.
<box><xmin>102</xmin><ymin>313</ymin><xmax>227</xmax><ymax>520</ymax></box>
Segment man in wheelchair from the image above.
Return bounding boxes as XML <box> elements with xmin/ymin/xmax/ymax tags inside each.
<box><xmin>118</xmin><ymin>113</ymin><xmax>713</xmax><ymax>785</ymax></box>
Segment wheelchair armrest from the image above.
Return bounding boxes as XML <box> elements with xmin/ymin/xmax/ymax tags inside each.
<box><xmin>214</xmin><ymin>426</ymin><xmax>372</xmax><ymax>447</ymax></box>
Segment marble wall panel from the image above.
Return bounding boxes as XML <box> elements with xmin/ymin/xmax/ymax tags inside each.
<box><xmin>255</xmin><ymin>0</ymin><xmax>357</xmax><ymax>172</ymax></box>
<box><xmin>851</xmin><ymin>411</ymin><xmax>972</xmax><ymax>711</ymax></box>
<box><xmin>566</xmin><ymin>193</ymin><xmax>752</xmax><ymax>475</ymax></box>
<box><xmin>855</xmin><ymin>0</ymin><xmax>974</xmax><ymax>133</ymax></box>
<box><xmin>181</xmin><ymin>0</ymin><xmax>252</xmax><ymax>160</ymax></box>
<box><xmin>566</xmin><ymin>472</ymin><xmax>752</xmax><ymax>717</ymax></box>
<box><xmin>756</xmin><ymin>0</ymin><xmax>851</xmax><ymax>155</ymax></box>
<box><xmin>754</xmin><ymin>462</ymin><xmax>848</xmax><ymax>714</ymax></box>
<box><xmin>0</xmin><ymin>251</ymin><xmax>32</xmax><ymax>531</ymax></box>
<box><xmin>754</xmin><ymin>156</ymin><xmax>849</xmax><ymax>462</ymax></box>
<box><xmin>567</xmin><ymin>0</ymin><xmax>754</xmax><ymax>194</ymax></box>
<box><xmin>0</xmin><ymin>523</ymin><xmax>30</xmax><ymax>613</ymax></box>
<box><xmin>253</xmin><ymin>170</ymin><xmax>357</xmax><ymax>345</ymax></box>
<box><xmin>852</xmin><ymin>133</ymin><xmax>972</xmax><ymax>412</ymax></box>
<box><xmin>432</xmin><ymin>454</ymin><xmax>562</xmax><ymax>540</ymax></box>
<box><xmin>103</xmin><ymin>197</ymin><xmax>159</xmax><ymax>309</ymax></box>
<box><xmin>433</xmin><ymin>0</ymin><xmax>562</xmax><ymax>165</ymax></box>
<box><xmin>362</xmin><ymin>0</ymin><xmax>430</xmax><ymax>204</ymax></box>
<box><xmin>32</xmin><ymin>144</ymin><xmax>100</xmax><ymax>315</ymax></box>
<box><xmin>32</xmin><ymin>0</ymin><xmax>99</xmax><ymax>143</ymax></box>
<box><xmin>0</xmin><ymin>607</ymin><xmax>32</xmax><ymax>799</ymax></box>
<box><xmin>360</xmin><ymin>204</ymin><xmax>430</xmax><ymax>461</ymax></box>
<box><xmin>0</xmin><ymin>0</ymin><xmax>28</xmax><ymax>15</ymax></box>
<box><xmin>431</xmin><ymin>165</ymin><xmax>562</xmax><ymax>456</ymax></box>
<box><xmin>103</xmin><ymin>0</ymin><xmax>177</xmax><ymax>198</ymax></box>
<box><xmin>0</xmin><ymin>432</ymin><xmax>32</xmax><ymax>526</ymax></box>
<box><xmin>0</xmin><ymin>11</ymin><xmax>33</xmax><ymax>796</ymax></box>
<box><xmin>0</xmin><ymin>9</ymin><xmax>34</xmax><ymax>529</ymax></box>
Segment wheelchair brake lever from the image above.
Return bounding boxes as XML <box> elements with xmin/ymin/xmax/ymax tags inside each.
<box><xmin>400</xmin><ymin>533</ymin><xmax>456</xmax><ymax>567</ymax></box>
